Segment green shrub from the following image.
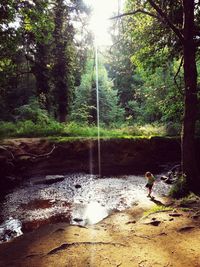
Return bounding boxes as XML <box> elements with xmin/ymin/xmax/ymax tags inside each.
<box><xmin>0</xmin><ymin>121</ymin><xmax>17</xmax><ymax>138</ymax></box>
<box><xmin>169</xmin><ymin>174</ymin><xmax>189</xmax><ymax>199</ymax></box>
<box><xmin>14</xmin><ymin>99</ymin><xmax>50</xmax><ymax>124</ymax></box>
<box><xmin>0</xmin><ymin>119</ymin><xmax>65</xmax><ymax>138</ymax></box>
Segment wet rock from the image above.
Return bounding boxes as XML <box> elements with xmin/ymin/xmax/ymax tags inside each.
<box><xmin>145</xmin><ymin>220</ymin><xmax>161</xmax><ymax>226</ymax></box>
<box><xmin>34</xmin><ymin>175</ymin><xmax>65</xmax><ymax>185</ymax></box>
<box><xmin>75</xmin><ymin>184</ymin><xmax>81</xmax><ymax>189</ymax></box>
<box><xmin>169</xmin><ymin>213</ymin><xmax>182</xmax><ymax>217</ymax></box>
<box><xmin>178</xmin><ymin>226</ymin><xmax>195</xmax><ymax>232</ymax></box>
<box><xmin>73</xmin><ymin>218</ymin><xmax>83</xmax><ymax>223</ymax></box>
<box><xmin>160</xmin><ymin>175</ymin><xmax>168</xmax><ymax>181</ymax></box>
<box><xmin>150</xmin><ymin>220</ymin><xmax>161</xmax><ymax>226</ymax></box>
<box><xmin>0</xmin><ymin>218</ymin><xmax>22</xmax><ymax>243</ymax></box>
<box><xmin>22</xmin><ymin>213</ymin><xmax>71</xmax><ymax>232</ymax></box>
<box><xmin>21</xmin><ymin>199</ymin><xmax>53</xmax><ymax>210</ymax></box>
<box><xmin>191</xmin><ymin>212</ymin><xmax>200</xmax><ymax>219</ymax></box>
<box><xmin>126</xmin><ymin>220</ymin><xmax>136</xmax><ymax>225</ymax></box>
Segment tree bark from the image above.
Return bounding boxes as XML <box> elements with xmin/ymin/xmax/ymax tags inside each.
<box><xmin>182</xmin><ymin>0</ymin><xmax>199</xmax><ymax>189</ymax></box>
<box><xmin>53</xmin><ymin>0</ymin><xmax>68</xmax><ymax>122</ymax></box>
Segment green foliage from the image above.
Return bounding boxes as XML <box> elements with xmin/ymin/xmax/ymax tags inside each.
<box><xmin>169</xmin><ymin>174</ymin><xmax>189</xmax><ymax>199</ymax></box>
<box><xmin>71</xmin><ymin>52</ymin><xmax>125</xmax><ymax>126</ymax></box>
<box><xmin>14</xmin><ymin>98</ymin><xmax>49</xmax><ymax>123</ymax></box>
<box><xmin>0</xmin><ymin>0</ymin><xmax>90</xmax><ymax>123</ymax></box>
<box><xmin>0</xmin><ymin>119</ymin><xmax>64</xmax><ymax>138</ymax></box>
<box><xmin>0</xmin><ymin>120</ymin><xmax>168</xmax><ymax>139</ymax></box>
<box><xmin>113</xmin><ymin>0</ymin><xmax>185</xmax><ymax>124</ymax></box>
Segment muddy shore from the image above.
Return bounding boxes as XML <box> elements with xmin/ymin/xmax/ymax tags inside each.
<box><xmin>0</xmin><ymin>195</ymin><xmax>200</xmax><ymax>267</ymax></box>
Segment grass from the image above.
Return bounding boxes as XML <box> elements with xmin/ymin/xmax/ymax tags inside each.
<box><xmin>0</xmin><ymin>120</ymin><xmax>174</xmax><ymax>139</ymax></box>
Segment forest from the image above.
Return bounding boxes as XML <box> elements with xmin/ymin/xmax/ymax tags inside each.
<box><xmin>0</xmin><ymin>0</ymin><xmax>200</xmax><ymax>190</ymax></box>
<box><xmin>1</xmin><ymin>1</ymin><xmax>200</xmax><ymax>266</ymax></box>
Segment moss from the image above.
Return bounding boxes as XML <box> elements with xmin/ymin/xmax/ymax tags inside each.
<box><xmin>144</xmin><ymin>205</ymin><xmax>173</xmax><ymax>216</ymax></box>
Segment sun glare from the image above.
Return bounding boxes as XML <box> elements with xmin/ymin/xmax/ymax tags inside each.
<box><xmin>84</xmin><ymin>0</ymin><xmax>122</xmax><ymax>46</ymax></box>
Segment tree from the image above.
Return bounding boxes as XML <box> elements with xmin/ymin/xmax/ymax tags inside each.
<box><xmin>52</xmin><ymin>0</ymin><xmax>90</xmax><ymax>122</ymax></box>
<box><xmin>106</xmin><ymin>21</ymin><xmax>143</xmax><ymax>120</ymax></box>
<box><xmin>0</xmin><ymin>0</ymin><xmax>35</xmax><ymax>120</ymax></box>
<box><xmin>71</xmin><ymin>51</ymin><xmax>124</xmax><ymax>126</ymax></box>
<box><xmin>113</xmin><ymin>0</ymin><xmax>200</xmax><ymax>189</ymax></box>
<box><xmin>0</xmin><ymin>0</ymin><xmax>90</xmax><ymax>121</ymax></box>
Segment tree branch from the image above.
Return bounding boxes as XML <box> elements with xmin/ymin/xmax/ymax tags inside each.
<box><xmin>110</xmin><ymin>9</ymin><xmax>159</xmax><ymax>20</ymax></box>
<box><xmin>16</xmin><ymin>144</ymin><xmax>57</xmax><ymax>160</ymax></box>
<box><xmin>174</xmin><ymin>56</ymin><xmax>184</xmax><ymax>95</ymax></box>
<box><xmin>0</xmin><ymin>145</ymin><xmax>15</xmax><ymax>160</ymax></box>
<box><xmin>111</xmin><ymin>2</ymin><xmax>184</xmax><ymax>44</ymax></box>
<box><xmin>147</xmin><ymin>0</ymin><xmax>184</xmax><ymax>43</ymax></box>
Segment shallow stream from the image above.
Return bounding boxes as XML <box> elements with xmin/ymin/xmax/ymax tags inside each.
<box><xmin>0</xmin><ymin>173</ymin><xmax>171</xmax><ymax>243</ymax></box>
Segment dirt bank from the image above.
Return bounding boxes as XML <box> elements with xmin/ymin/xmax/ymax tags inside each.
<box><xmin>0</xmin><ymin>137</ymin><xmax>183</xmax><ymax>179</ymax></box>
<box><xmin>0</xmin><ymin>195</ymin><xmax>200</xmax><ymax>267</ymax></box>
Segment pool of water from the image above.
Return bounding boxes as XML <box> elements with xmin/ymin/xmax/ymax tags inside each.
<box><xmin>0</xmin><ymin>173</ymin><xmax>171</xmax><ymax>243</ymax></box>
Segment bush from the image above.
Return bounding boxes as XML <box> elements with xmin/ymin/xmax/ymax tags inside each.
<box><xmin>14</xmin><ymin>99</ymin><xmax>50</xmax><ymax>124</ymax></box>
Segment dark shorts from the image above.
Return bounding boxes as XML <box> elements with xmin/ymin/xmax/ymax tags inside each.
<box><xmin>145</xmin><ymin>183</ymin><xmax>153</xmax><ymax>190</ymax></box>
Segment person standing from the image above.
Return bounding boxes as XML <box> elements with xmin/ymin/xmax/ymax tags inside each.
<box><xmin>145</xmin><ymin>171</ymin><xmax>156</xmax><ymax>197</ymax></box>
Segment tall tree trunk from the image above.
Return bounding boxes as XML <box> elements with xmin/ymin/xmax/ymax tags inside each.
<box><xmin>53</xmin><ymin>0</ymin><xmax>68</xmax><ymax>122</ymax></box>
<box><xmin>182</xmin><ymin>0</ymin><xmax>199</xmax><ymax>189</ymax></box>
<box><xmin>33</xmin><ymin>43</ymin><xmax>50</xmax><ymax>112</ymax></box>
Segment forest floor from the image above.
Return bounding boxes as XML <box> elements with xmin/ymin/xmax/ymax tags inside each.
<box><xmin>0</xmin><ymin>194</ymin><xmax>200</xmax><ymax>267</ymax></box>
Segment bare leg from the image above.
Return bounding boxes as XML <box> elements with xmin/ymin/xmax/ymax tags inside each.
<box><xmin>148</xmin><ymin>187</ymin><xmax>152</xmax><ymax>197</ymax></box>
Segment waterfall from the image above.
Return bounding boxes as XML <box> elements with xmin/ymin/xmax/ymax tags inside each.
<box><xmin>95</xmin><ymin>43</ymin><xmax>101</xmax><ymax>176</ymax></box>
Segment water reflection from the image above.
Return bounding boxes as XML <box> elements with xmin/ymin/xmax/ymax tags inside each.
<box><xmin>84</xmin><ymin>201</ymin><xmax>108</xmax><ymax>225</ymax></box>
<box><xmin>0</xmin><ymin>218</ymin><xmax>22</xmax><ymax>243</ymax></box>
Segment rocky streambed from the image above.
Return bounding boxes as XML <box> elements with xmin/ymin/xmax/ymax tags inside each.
<box><xmin>0</xmin><ymin>173</ymin><xmax>171</xmax><ymax>243</ymax></box>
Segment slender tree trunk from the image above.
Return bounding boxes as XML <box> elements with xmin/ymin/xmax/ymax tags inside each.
<box><xmin>182</xmin><ymin>0</ymin><xmax>199</xmax><ymax>189</ymax></box>
<box><xmin>53</xmin><ymin>0</ymin><xmax>68</xmax><ymax>122</ymax></box>
<box><xmin>34</xmin><ymin>43</ymin><xmax>51</xmax><ymax>112</ymax></box>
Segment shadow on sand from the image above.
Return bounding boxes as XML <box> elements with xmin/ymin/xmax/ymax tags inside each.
<box><xmin>149</xmin><ymin>196</ymin><xmax>165</xmax><ymax>206</ymax></box>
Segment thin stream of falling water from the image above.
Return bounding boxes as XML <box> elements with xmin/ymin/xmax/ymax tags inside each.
<box><xmin>89</xmin><ymin>141</ymin><xmax>93</xmax><ymax>176</ymax></box>
<box><xmin>95</xmin><ymin>43</ymin><xmax>101</xmax><ymax>176</ymax></box>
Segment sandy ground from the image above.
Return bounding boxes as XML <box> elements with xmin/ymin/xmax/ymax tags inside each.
<box><xmin>0</xmin><ymin>196</ymin><xmax>200</xmax><ymax>267</ymax></box>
